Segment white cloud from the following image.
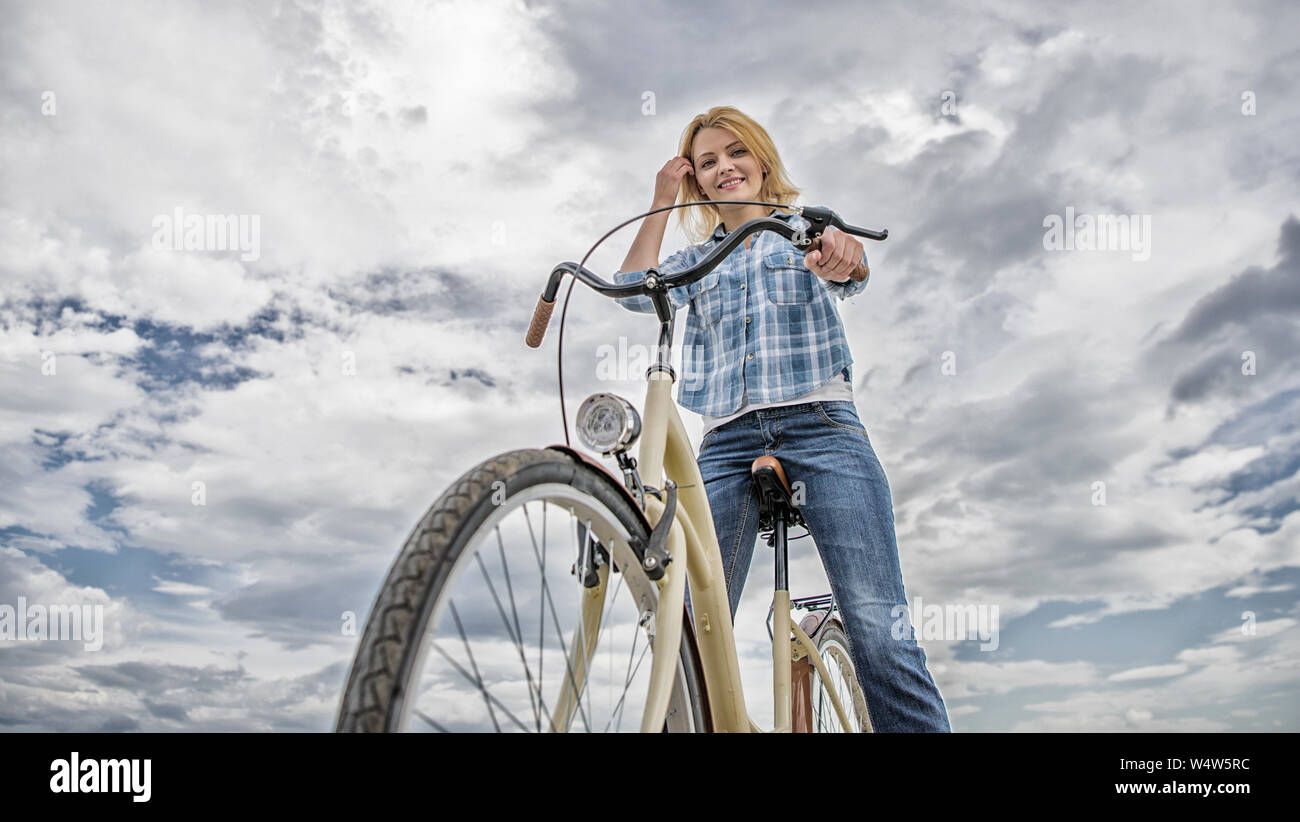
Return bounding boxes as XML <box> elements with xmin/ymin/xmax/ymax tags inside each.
<box><xmin>150</xmin><ymin>578</ymin><xmax>213</xmax><ymax>597</ymax></box>
<box><xmin>1108</xmin><ymin>663</ymin><xmax>1189</xmax><ymax>682</ymax></box>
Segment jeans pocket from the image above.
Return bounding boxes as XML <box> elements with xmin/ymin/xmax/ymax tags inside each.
<box><xmin>814</xmin><ymin>401</ymin><xmax>867</xmax><ymax>435</ymax></box>
<box><xmin>700</xmin><ymin>426</ymin><xmax>719</xmax><ymax>452</ymax></box>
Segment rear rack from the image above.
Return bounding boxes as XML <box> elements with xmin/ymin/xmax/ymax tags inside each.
<box><xmin>791</xmin><ymin>593</ymin><xmax>836</xmax><ymax>613</ymax></box>
<box><xmin>767</xmin><ymin>593</ymin><xmax>839</xmax><ymax>641</ymax></box>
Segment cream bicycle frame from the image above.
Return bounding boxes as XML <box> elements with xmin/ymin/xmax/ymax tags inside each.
<box><xmin>575</xmin><ymin>367</ymin><xmax>855</xmax><ymax>733</ymax></box>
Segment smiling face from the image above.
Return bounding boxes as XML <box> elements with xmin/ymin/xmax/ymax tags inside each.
<box><xmin>691</xmin><ymin>126</ymin><xmax>767</xmax><ymax>203</ymax></box>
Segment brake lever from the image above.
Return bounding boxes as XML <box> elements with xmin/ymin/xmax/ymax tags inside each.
<box><xmin>797</xmin><ymin>205</ymin><xmax>889</xmax><ymax>245</ymax></box>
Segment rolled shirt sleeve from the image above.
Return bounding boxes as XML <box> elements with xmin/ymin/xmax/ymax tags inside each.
<box><xmin>613</xmin><ymin>246</ymin><xmax>698</xmax><ymax>313</ymax></box>
<box><xmin>822</xmin><ymin>245</ymin><xmax>869</xmax><ymax>299</ymax></box>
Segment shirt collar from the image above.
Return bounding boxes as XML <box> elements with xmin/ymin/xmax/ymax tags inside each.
<box><xmin>710</xmin><ymin>207</ymin><xmax>796</xmax><ymax>243</ymax></box>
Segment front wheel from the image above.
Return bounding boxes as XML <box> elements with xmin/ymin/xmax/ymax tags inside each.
<box><xmin>336</xmin><ymin>448</ymin><xmax>710</xmax><ymax>732</ymax></box>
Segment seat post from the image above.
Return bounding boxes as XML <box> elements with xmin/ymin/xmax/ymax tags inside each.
<box><xmin>772</xmin><ymin>508</ymin><xmax>792</xmax><ymax>732</ymax></box>
<box><xmin>751</xmin><ymin>453</ymin><xmax>797</xmax><ymax>731</ymax></box>
<box><xmin>773</xmin><ymin>510</ymin><xmax>788</xmax><ymax>593</ymax></box>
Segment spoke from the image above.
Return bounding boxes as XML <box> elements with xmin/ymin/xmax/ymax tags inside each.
<box><xmin>537</xmin><ymin>503</ymin><xmax>546</xmax><ymax>710</ymax></box>
<box><xmin>840</xmin><ymin>669</ymin><xmax>851</xmax><ymax>730</ymax></box>
<box><xmin>426</xmin><ymin>493</ymin><xmax>649</xmax><ymax>734</ymax></box>
<box><xmin>614</xmin><ymin>597</ymin><xmax>657</xmax><ymax>732</ymax></box>
<box><xmin>495</xmin><ymin>525</ymin><xmax>549</xmax><ymax>733</ymax></box>
<box><xmin>605</xmin><ymin>636</ymin><xmax>653</xmax><ymax>732</ymax></box>
<box><xmin>429</xmin><ymin>640</ymin><xmax>533</xmax><ymax>732</ymax></box>
<box><xmin>818</xmin><ymin>646</ymin><xmax>859</xmax><ymax>733</ymax></box>
<box><xmin>476</xmin><ymin>541</ymin><xmax>547</xmax><ymax>731</ymax></box>
<box><xmin>569</xmin><ymin>517</ymin><xmax>603</xmax><ymax>728</ymax></box>
<box><xmin>612</xmin><ymin>611</ymin><xmax>643</xmax><ymax>731</ymax></box>
<box><xmin>572</xmin><ymin>576</ymin><xmax>591</xmax><ymax>731</ymax></box>
<box><xmin>574</xmin><ymin>519</ymin><xmax>594</xmax><ymax>728</ymax></box>
<box><xmin>409</xmin><ymin>489</ymin><xmax>648</xmax><ymax>734</ymax></box>
<box><xmin>584</xmin><ymin>522</ymin><xmax>597</xmax><ymax>726</ymax></box>
<box><xmin>523</xmin><ymin>503</ymin><xmax>556</xmax><ymax>731</ymax></box>
<box><xmin>834</xmin><ymin>652</ymin><xmax>855</xmax><ymax>732</ymax></box>
<box><xmin>556</xmin><ymin>527</ymin><xmax>635</xmax><ymax>732</ymax></box>
<box><xmin>595</xmin><ymin>551</ymin><xmax>629</xmax><ymax>724</ymax></box>
<box><xmin>605</xmin><ymin>599</ymin><xmax>660</xmax><ymax>733</ymax></box>
<box><xmin>816</xmin><ymin>683</ymin><xmax>830</xmax><ymax>733</ymax></box>
<box><xmin>523</xmin><ymin>503</ymin><xmax>593</xmax><ymax>732</ymax></box>
<box><xmin>413</xmin><ymin>709</ymin><xmax>450</xmax><ymax>733</ymax></box>
<box><xmin>450</xmin><ymin>601</ymin><xmax>500</xmax><ymax>732</ymax></box>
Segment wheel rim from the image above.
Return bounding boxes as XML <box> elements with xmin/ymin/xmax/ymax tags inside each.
<box><xmin>391</xmin><ymin>482</ymin><xmax>697</xmax><ymax>732</ymax></box>
<box><xmin>812</xmin><ymin>634</ymin><xmax>871</xmax><ymax>733</ymax></box>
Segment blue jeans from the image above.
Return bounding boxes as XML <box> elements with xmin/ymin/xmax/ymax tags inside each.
<box><xmin>691</xmin><ymin>400</ymin><xmax>951</xmax><ymax>733</ymax></box>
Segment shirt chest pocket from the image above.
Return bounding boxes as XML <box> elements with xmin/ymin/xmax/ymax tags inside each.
<box><xmin>762</xmin><ymin>250</ymin><xmax>816</xmax><ymax>305</ymax></box>
<box><xmin>688</xmin><ymin>269</ymin><xmax>724</xmax><ymax>325</ymax></box>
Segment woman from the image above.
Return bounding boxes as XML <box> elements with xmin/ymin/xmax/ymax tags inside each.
<box><xmin>613</xmin><ymin>106</ymin><xmax>950</xmax><ymax>732</ymax></box>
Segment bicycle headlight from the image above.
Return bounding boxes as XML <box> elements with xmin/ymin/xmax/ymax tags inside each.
<box><xmin>576</xmin><ymin>393</ymin><xmax>641</xmax><ymax>455</ymax></box>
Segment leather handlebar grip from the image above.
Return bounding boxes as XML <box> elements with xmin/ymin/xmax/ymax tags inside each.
<box><xmin>525</xmin><ymin>293</ymin><xmax>556</xmax><ymax>348</ymax></box>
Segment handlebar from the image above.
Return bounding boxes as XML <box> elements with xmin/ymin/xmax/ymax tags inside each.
<box><xmin>525</xmin><ymin>204</ymin><xmax>888</xmax><ymax>349</ymax></box>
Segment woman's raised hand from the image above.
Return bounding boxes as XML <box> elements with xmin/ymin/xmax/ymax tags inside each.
<box><xmin>653</xmin><ymin>156</ymin><xmax>694</xmax><ymax>209</ymax></box>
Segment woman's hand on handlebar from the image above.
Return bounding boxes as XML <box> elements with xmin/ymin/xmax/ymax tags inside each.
<box><xmin>653</xmin><ymin>156</ymin><xmax>694</xmax><ymax>208</ymax></box>
<box><xmin>805</xmin><ymin>225</ymin><xmax>864</xmax><ymax>283</ymax></box>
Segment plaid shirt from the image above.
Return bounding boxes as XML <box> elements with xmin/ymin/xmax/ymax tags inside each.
<box><xmin>614</xmin><ymin>209</ymin><xmax>869</xmax><ymax>416</ymax></box>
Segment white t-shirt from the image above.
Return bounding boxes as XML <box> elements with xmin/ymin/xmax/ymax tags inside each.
<box><xmin>699</xmin><ymin>367</ymin><xmax>854</xmax><ymax>437</ymax></box>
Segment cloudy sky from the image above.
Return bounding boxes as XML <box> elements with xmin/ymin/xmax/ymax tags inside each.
<box><xmin>1</xmin><ymin>0</ymin><xmax>1297</xmax><ymax>732</ymax></box>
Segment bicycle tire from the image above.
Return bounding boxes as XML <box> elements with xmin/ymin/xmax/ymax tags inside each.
<box><xmin>336</xmin><ymin>447</ymin><xmax>710</xmax><ymax>732</ymax></box>
<box><xmin>811</xmin><ymin>619</ymin><xmax>873</xmax><ymax>733</ymax></box>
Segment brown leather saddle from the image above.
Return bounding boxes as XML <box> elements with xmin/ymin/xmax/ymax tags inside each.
<box><xmin>751</xmin><ymin>455</ymin><xmax>807</xmax><ymax>537</ymax></box>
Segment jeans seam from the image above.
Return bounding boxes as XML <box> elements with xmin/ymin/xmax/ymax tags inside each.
<box><xmin>725</xmin><ymin>488</ymin><xmax>752</xmax><ymax>593</ymax></box>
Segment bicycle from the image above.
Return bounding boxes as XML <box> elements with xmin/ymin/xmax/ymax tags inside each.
<box><xmin>335</xmin><ymin>201</ymin><xmax>888</xmax><ymax>732</ymax></box>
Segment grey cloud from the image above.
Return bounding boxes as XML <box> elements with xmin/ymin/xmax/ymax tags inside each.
<box><xmin>1170</xmin><ymin>217</ymin><xmax>1300</xmax><ymax>344</ymax></box>
<box><xmin>1014</xmin><ymin>25</ymin><xmax>1068</xmax><ymax>47</ymax></box>
<box><xmin>399</xmin><ymin>105</ymin><xmax>428</xmax><ymax>126</ymax></box>
<box><xmin>1163</xmin><ymin>325</ymin><xmax>1300</xmax><ymax>407</ymax></box>
<box><xmin>2</xmin><ymin>658</ymin><xmax>347</xmax><ymax>731</ymax></box>
<box><xmin>1169</xmin><ymin>350</ymin><xmax>1237</xmax><ymax>405</ymax></box>
<box><xmin>328</xmin><ymin>268</ymin><xmax>501</xmax><ymax>321</ymax></box>
<box><xmin>76</xmin><ymin>661</ymin><xmax>247</xmax><ymax>695</ymax></box>
<box><xmin>908</xmin><ymin>366</ymin><xmax>1133</xmax><ymax>481</ymax></box>
<box><xmin>97</xmin><ymin>714</ymin><xmax>141</xmax><ymax>732</ymax></box>
<box><xmin>1157</xmin><ymin>217</ymin><xmax>1300</xmax><ymax>410</ymax></box>
<box><xmin>213</xmin><ymin>572</ymin><xmax>378</xmax><ymax>651</ymax></box>
<box><xmin>901</xmin><ymin>360</ymin><xmax>929</xmax><ymax>385</ymax></box>
<box><xmin>143</xmin><ymin>700</ymin><xmax>189</xmax><ymax>722</ymax></box>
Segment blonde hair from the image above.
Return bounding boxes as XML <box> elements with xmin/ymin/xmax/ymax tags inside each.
<box><xmin>673</xmin><ymin>106</ymin><xmax>801</xmax><ymax>244</ymax></box>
